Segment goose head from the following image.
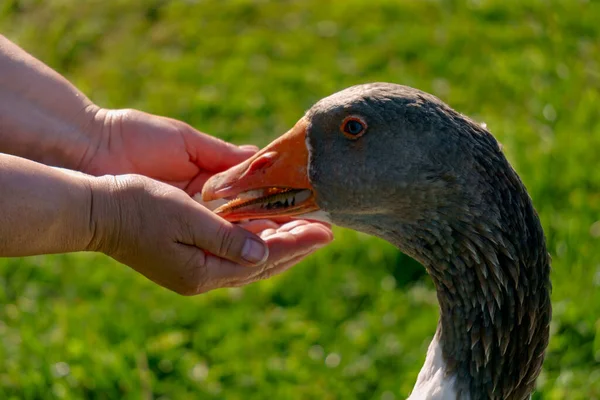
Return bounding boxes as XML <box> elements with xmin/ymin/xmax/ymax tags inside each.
<box><xmin>202</xmin><ymin>83</ymin><xmax>551</xmax><ymax>400</ymax></box>
<box><xmin>203</xmin><ymin>84</ymin><xmax>493</xmax><ymax>241</ymax></box>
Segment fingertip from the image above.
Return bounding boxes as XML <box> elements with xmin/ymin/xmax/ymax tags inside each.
<box><xmin>181</xmin><ymin>127</ymin><xmax>256</xmax><ymax>171</ymax></box>
<box><xmin>319</xmin><ymin>226</ymin><xmax>335</xmax><ymax>241</ymax></box>
<box><xmin>289</xmin><ymin>224</ymin><xmax>334</xmax><ymax>242</ymax></box>
<box><xmin>309</xmin><ymin>227</ymin><xmax>334</xmax><ymax>247</ymax></box>
<box><xmin>238</xmin><ymin>219</ymin><xmax>280</xmax><ymax>233</ymax></box>
<box><xmin>232</xmin><ymin>145</ymin><xmax>259</xmax><ymax>163</ymax></box>
<box><xmin>314</xmin><ymin>233</ymin><xmax>333</xmax><ymax>248</ymax></box>
<box><xmin>204</xmin><ymin>143</ymin><xmax>257</xmax><ymax>171</ymax></box>
<box><xmin>259</xmin><ymin>228</ymin><xmax>278</xmax><ymax>239</ymax></box>
<box><xmin>277</xmin><ymin>220</ymin><xmax>311</xmax><ymax>232</ymax></box>
<box><xmin>239</xmin><ymin>144</ymin><xmax>260</xmax><ymax>152</ymax></box>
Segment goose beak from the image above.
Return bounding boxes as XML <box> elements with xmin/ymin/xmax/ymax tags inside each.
<box><xmin>201</xmin><ymin>118</ymin><xmax>320</xmax><ymax>222</ymax></box>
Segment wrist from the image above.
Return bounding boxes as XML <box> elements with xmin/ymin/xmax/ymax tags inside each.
<box><xmin>0</xmin><ymin>36</ymin><xmax>103</xmax><ymax>169</ymax></box>
<box><xmin>46</xmin><ymin>168</ymin><xmax>103</xmax><ymax>255</ymax></box>
<box><xmin>0</xmin><ymin>101</ymin><xmax>100</xmax><ymax>170</ymax></box>
<box><xmin>46</xmin><ymin>103</ymin><xmax>103</xmax><ymax>171</ymax></box>
<box><xmin>75</xmin><ymin>105</ymin><xmax>110</xmax><ymax>174</ymax></box>
<box><xmin>85</xmin><ymin>174</ymin><xmax>144</xmax><ymax>257</ymax></box>
<box><xmin>86</xmin><ymin>174</ymin><xmax>120</xmax><ymax>255</ymax></box>
<box><xmin>0</xmin><ymin>155</ymin><xmax>102</xmax><ymax>256</ymax></box>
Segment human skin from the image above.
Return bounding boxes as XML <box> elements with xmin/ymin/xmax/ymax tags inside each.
<box><xmin>0</xmin><ymin>35</ymin><xmax>333</xmax><ymax>295</ymax></box>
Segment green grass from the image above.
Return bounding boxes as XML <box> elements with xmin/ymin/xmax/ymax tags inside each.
<box><xmin>1</xmin><ymin>0</ymin><xmax>600</xmax><ymax>398</ymax></box>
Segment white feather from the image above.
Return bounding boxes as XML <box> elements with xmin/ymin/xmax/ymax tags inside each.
<box><xmin>408</xmin><ymin>335</ymin><xmax>461</xmax><ymax>400</ymax></box>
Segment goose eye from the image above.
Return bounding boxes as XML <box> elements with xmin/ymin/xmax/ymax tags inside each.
<box><xmin>341</xmin><ymin>116</ymin><xmax>367</xmax><ymax>139</ymax></box>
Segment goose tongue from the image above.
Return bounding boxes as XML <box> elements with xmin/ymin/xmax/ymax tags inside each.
<box><xmin>201</xmin><ymin>118</ymin><xmax>320</xmax><ymax>222</ymax></box>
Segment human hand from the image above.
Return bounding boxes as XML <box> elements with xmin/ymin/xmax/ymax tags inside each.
<box><xmin>80</xmin><ymin>108</ymin><xmax>256</xmax><ymax>195</ymax></box>
<box><xmin>0</xmin><ymin>36</ymin><xmax>252</xmax><ymax>192</ymax></box>
<box><xmin>88</xmin><ymin>175</ymin><xmax>333</xmax><ymax>295</ymax></box>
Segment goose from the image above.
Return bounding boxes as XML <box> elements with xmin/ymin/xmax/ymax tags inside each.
<box><xmin>201</xmin><ymin>83</ymin><xmax>551</xmax><ymax>400</ymax></box>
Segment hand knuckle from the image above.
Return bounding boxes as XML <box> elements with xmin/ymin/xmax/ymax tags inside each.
<box><xmin>215</xmin><ymin>224</ymin><xmax>235</xmax><ymax>257</ymax></box>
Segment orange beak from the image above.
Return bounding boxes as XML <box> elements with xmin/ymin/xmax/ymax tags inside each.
<box><xmin>201</xmin><ymin>118</ymin><xmax>320</xmax><ymax>222</ymax></box>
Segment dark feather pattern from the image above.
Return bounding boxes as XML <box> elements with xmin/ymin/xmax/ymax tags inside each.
<box><xmin>305</xmin><ymin>83</ymin><xmax>551</xmax><ymax>400</ymax></box>
<box><xmin>400</xmin><ymin>95</ymin><xmax>551</xmax><ymax>400</ymax></box>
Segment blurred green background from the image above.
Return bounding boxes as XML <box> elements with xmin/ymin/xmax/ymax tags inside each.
<box><xmin>1</xmin><ymin>0</ymin><xmax>599</xmax><ymax>399</ymax></box>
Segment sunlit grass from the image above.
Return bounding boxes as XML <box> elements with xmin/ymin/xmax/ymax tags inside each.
<box><xmin>1</xmin><ymin>0</ymin><xmax>599</xmax><ymax>398</ymax></box>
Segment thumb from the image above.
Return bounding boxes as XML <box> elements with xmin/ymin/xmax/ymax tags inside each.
<box><xmin>191</xmin><ymin>206</ymin><xmax>269</xmax><ymax>266</ymax></box>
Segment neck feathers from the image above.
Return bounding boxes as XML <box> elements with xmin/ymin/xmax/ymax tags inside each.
<box><xmin>401</xmin><ymin>132</ymin><xmax>551</xmax><ymax>399</ymax></box>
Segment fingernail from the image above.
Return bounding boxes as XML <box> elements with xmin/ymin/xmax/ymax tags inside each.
<box><xmin>313</xmin><ymin>242</ymin><xmax>329</xmax><ymax>250</ymax></box>
<box><xmin>239</xmin><ymin>144</ymin><xmax>259</xmax><ymax>152</ymax></box>
<box><xmin>242</xmin><ymin>238</ymin><xmax>268</xmax><ymax>265</ymax></box>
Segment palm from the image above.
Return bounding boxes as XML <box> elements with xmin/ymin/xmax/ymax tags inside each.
<box><xmin>83</xmin><ymin>109</ymin><xmax>256</xmax><ymax>195</ymax></box>
<box><xmin>213</xmin><ymin>219</ymin><xmax>333</xmax><ymax>286</ymax></box>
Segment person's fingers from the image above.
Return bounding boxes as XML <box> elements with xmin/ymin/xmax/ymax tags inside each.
<box><xmin>181</xmin><ymin>221</ymin><xmax>332</xmax><ymax>294</ymax></box>
<box><xmin>262</xmin><ymin>224</ymin><xmax>333</xmax><ymax>254</ymax></box>
<box><xmin>238</xmin><ymin>219</ymin><xmax>280</xmax><ymax>234</ymax></box>
<box><xmin>263</xmin><ymin>216</ymin><xmax>295</xmax><ymax>225</ymax></box>
<box><xmin>259</xmin><ymin>229</ymin><xmax>278</xmax><ymax>238</ymax></box>
<box><xmin>239</xmin><ymin>144</ymin><xmax>260</xmax><ymax>152</ymax></box>
<box><xmin>237</xmin><ymin>219</ymin><xmax>330</xmax><ymax>234</ymax></box>
<box><xmin>167</xmin><ymin>244</ymin><xmax>315</xmax><ymax>296</ymax></box>
<box><xmin>176</xmin><ymin>122</ymin><xmax>258</xmax><ymax>172</ymax></box>
<box><xmin>203</xmin><ymin>222</ymin><xmax>332</xmax><ymax>285</ymax></box>
<box><xmin>187</xmin><ymin>204</ymin><xmax>269</xmax><ymax>266</ymax></box>
<box><xmin>235</xmin><ymin>251</ymin><xmax>317</xmax><ymax>287</ymax></box>
<box><xmin>271</xmin><ymin>220</ymin><xmax>312</xmax><ymax>232</ymax></box>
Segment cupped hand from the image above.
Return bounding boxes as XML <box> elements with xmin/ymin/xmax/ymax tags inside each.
<box><xmin>88</xmin><ymin>175</ymin><xmax>333</xmax><ymax>295</ymax></box>
<box><xmin>80</xmin><ymin>108</ymin><xmax>256</xmax><ymax>195</ymax></box>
